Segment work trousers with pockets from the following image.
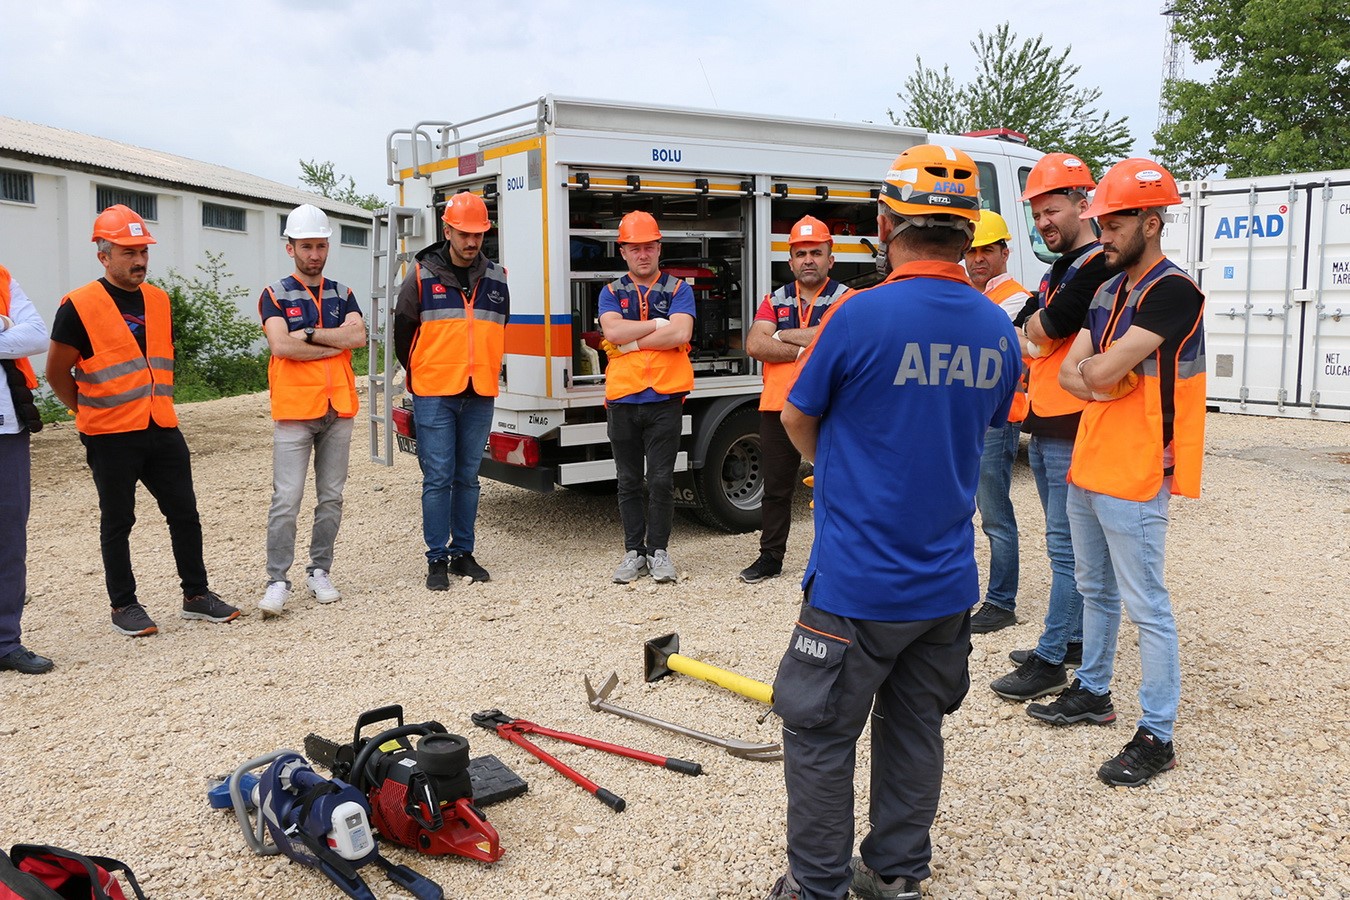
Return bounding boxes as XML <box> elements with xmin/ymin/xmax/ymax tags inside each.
<box><xmin>606</xmin><ymin>398</ymin><xmax>682</xmax><ymax>555</ymax></box>
<box><xmin>81</xmin><ymin>426</ymin><xmax>209</xmax><ymax>609</ymax></box>
<box><xmin>266</xmin><ymin>409</ymin><xmax>354</xmax><ymax>585</ymax></box>
<box><xmin>0</xmin><ymin>431</ymin><xmax>31</xmax><ymax>657</ymax></box>
<box><xmin>773</xmin><ymin>598</ymin><xmax>971</xmax><ymax>899</ymax></box>
<box><xmin>758</xmin><ymin>410</ymin><xmax>802</xmax><ymax>561</ymax></box>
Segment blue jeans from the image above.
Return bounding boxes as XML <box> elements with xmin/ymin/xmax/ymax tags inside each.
<box><xmin>1029</xmin><ymin>434</ymin><xmax>1084</xmax><ymax>665</ymax></box>
<box><xmin>412</xmin><ymin>393</ymin><xmax>495</xmax><ymax>562</ymax></box>
<box><xmin>976</xmin><ymin>422</ymin><xmax>1020</xmax><ymax>611</ymax></box>
<box><xmin>1066</xmin><ymin>482</ymin><xmax>1180</xmax><ymax>743</ymax></box>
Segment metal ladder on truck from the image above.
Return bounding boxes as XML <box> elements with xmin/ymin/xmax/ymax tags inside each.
<box><xmin>368</xmin><ymin>206</ymin><xmax>422</xmax><ymax>465</ymax></box>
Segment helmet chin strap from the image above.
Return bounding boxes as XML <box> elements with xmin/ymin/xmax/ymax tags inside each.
<box><xmin>875</xmin><ymin>213</ymin><xmax>975</xmax><ymax>277</ymax></box>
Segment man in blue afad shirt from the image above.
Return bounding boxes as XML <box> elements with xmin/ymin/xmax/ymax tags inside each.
<box><xmin>765</xmin><ymin>145</ymin><xmax>1020</xmax><ymax>900</ymax></box>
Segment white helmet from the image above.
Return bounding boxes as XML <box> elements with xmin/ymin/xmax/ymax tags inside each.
<box><xmin>284</xmin><ymin>204</ymin><xmax>332</xmax><ymax>239</ymax></box>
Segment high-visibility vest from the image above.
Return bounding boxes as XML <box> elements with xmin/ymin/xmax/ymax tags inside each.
<box><xmin>0</xmin><ymin>265</ymin><xmax>37</xmax><ymax>389</ymax></box>
<box><xmin>407</xmin><ymin>260</ymin><xmax>509</xmax><ymax>397</ymax></box>
<box><xmin>759</xmin><ymin>279</ymin><xmax>850</xmax><ymax>412</ymax></box>
<box><xmin>1025</xmin><ymin>245</ymin><xmax>1105</xmax><ymax>419</ymax></box>
<box><xmin>262</xmin><ymin>278</ymin><xmax>359</xmax><ymax>421</ymax></box>
<box><xmin>603</xmin><ymin>273</ymin><xmax>694</xmax><ymax>402</ymax></box>
<box><xmin>982</xmin><ymin>274</ymin><xmax>1030</xmax><ymax>423</ymax></box>
<box><xmin>1069</xmin><ymin>257</ymin><xmax>1206</xmax><ymax>501</ymax></box>
<box><xmin>64</xmin><ymin>281</ymin><xmax>177</xmax><ymax>435</ymax></box>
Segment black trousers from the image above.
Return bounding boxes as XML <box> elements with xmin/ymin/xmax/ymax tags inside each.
<box><xmin>606</xmin><ymin>398</ymin><xmax>682</xmax><ymax>555</ymax></box>
<box><xmin>81</xmin><ymin>426</ymin><xmax>209</xmax><ymax>608</ymax></box>
<box><xmin>773</xmin><ymin>599</ymin><xmax>971</xmax><ymax>896</ymax></box>
<box><xmin>759</xmin><ymin>410</ymin><xmax>803</xmax><ymax>560</ymax></box>
<box><xmin>0</xmin><ymin>431</ymin><xmax>31</xmax><ymax>656</ymax></box>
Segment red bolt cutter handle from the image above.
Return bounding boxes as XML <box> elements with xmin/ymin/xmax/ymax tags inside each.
<box><xmin>496</xmin><ymin>723</ymin><xmax>625</xmax><ymax>812</ymax></box>
<box><xmin>516</xmin><ymin>720</ymin><xmax>703</xmax><ymax>776</ymax></box>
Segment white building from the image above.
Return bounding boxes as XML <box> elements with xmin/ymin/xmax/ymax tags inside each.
<box><xmin>0</xmin><ymin>116</ymin><xmax>376</xmax><ymax>345</ymax></box>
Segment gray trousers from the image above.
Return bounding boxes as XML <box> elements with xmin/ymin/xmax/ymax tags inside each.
<box><xmin>266</xmin><ymin>410</ymin><xmax>354</xmax><ymax>585</ymax></box>
<box><xmin>0</xmin><ymin>431</ymin><xmax>31</xmax><ymax>657</ymax></box>
<box><xmin>773</xmin><ymin>598</ymin><xmax>971</xmax><ymax>899</ymax></box>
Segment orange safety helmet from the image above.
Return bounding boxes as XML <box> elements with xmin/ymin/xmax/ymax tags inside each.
<box><xmin>788</xmin><ymin>215</ymin><xmax>832</xmax><ymax>246</ymax></box>
<box><xmin>1020</xmin><ymin>153</ymin><xmax>1096</xmax><ymax>201</ymax></box>
<box><xmin>616</xmin><ymin>210</ymin><xmax>662</xmax><ymax>244</ymax></box>
<box><xmin>92</xmin><ymin>204</ymin><xmax>156</xmax><ymax>247</ymax></box>
<box><xmin>1080</xmin><ymin>158</ymin><xmax>1182</xmax><ymax>219</ymax></box>
<box><xmin>879</xmin><ymin>144</ymin><xmax>982</xmax><ymax>225</ymax></box>
<box><xmin>441</xmin><ymin>192</ymin><xmax>491</xmax><ymax>233</ymax></box>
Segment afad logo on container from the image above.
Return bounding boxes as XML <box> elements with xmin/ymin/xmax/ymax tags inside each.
<box><xmin>1214</xmin><ymin>205</ymin><xmax>1288</xmax><ymax>240</ymax></box>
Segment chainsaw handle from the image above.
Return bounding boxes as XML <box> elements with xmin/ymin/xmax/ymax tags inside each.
<box><xmin>350</xmin><ymin>723</ymin><xmax>443</xmax><ymax>794</ymax></box>
<box><xmin>353</xmin><ymin>705</ymin><xmax>405</xmax><ymax>747</ymax></box>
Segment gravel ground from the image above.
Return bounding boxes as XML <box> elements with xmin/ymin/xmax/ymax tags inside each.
<box><xmin>4</xmin><ymin>388</ymin><xmax>1349</xmax><ymax>899</ymax></box>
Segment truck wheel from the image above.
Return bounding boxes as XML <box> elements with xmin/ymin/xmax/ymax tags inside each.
<box><xmin>692</xmin><ymin>407</ymin><xmax>763</xmax><ymax>533</ymax></box>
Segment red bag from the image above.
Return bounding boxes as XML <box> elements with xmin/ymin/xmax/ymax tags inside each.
<box><xmin>0</xmin><ymin>845</ymin><xmax>145</xmax><ymax>900</ymax></box>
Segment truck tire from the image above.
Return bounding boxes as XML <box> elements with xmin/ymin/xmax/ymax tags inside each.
<box><xmin>692</xmin><ymin>406</ymin><xmax>764</xmax><ymax>533</ymax></box>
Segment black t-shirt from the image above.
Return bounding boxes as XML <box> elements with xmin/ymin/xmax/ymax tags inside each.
<box><xmin>50</xmin><ymin>278</ymin><xmax>158</xmax><ymax>359</ymax></box>
<box><xmin>1013</xmin><ymin>245</ymin><xmax>1113</xmax><ymax>439</ymax></box>
<box><xmin>1099</xmin><ymin>271</ymin><xmax>1205</xmax><ymax>447</ymax></box>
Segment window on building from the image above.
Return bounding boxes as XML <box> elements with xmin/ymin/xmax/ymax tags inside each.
<box><xmin>96</xmin><ymin>185</ymin><xmax>157</xmax><ymax>221</ymax></box>
<box><xmin>340</xmin><ymin>224</ymin><xmax>370</xmax><ymax>247</ymax></box>
<box><xmin>202</xmin><ymin>202</ymin><xmax>246</xmax><ymax>232</ymax></box>
<box><xmin>1</xmin><ymin>169</ymin><xmax>34</xmax><ymax>204</ymax></box>
<box><xmin>280</xmin><ymin>214</ymin><xmax>288</xmax><ymax>237</ymax></box>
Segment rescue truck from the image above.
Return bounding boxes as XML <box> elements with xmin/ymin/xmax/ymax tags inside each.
<box><xmin>1160</xmin><ymin>168</ymin><xmax>1350</xmax><ymax>421</ymax></box>
<box><xmin>368</xmin><ymin>96</ymin><xmax>1048</xmax><ymax>532</ymax></box>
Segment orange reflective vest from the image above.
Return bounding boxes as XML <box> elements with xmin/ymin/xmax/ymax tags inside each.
<box><xmin>64</xmin><ymin>281</ymin><xmax>177</xmax><ymax>435</ymax></box>
<box><xmin>0</xmin><ymin>265</ymin><xmax>37</xmax><ymax>389</ymax></box>
<box><xmin>982</xmin><ymin>274</ymin><xmax>1030</xmax><ymax>423</ymax></box>
<box><xmin>262</xmin><ymin>277</ymin><xmax>359</xmax><ymax>421</ymax></box>
<box><xmin>1069</xmin><ymin>258</ymin><xmax>1206</xmax><ymax>501</ymax></box>
<box><xmin>759</xmin><ymin>279</ymin><xmax>850</xmax><ymax>412</ymax></box>
<box><xmin>1025</xmin><ymin>245</ymin><xmax>1105</xmax><ymax>419</ymax></box>
<box><xmin>603</xmin><ymin>273</ymin><xmax>695</xmax><ymax>402</ymax></box>
<box><xmin>408</xmin><ymin>260</ymin><xmax>509</xmax><ymax>397</ymax></box>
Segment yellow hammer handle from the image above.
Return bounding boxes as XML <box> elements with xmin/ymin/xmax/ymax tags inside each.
<box><xmin>668</xmin><ymin>653</ymin><xmax>774</xmax><ymax>704</ymax></box>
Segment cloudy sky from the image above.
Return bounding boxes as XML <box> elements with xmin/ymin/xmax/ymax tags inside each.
<box><xmin>3</xmin><ymin>1</ymin><xmax>1174</xmax><ymax>200</ymax></box>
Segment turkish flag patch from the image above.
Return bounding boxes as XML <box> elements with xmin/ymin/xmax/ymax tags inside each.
<box><xmin>620</xmin><ymin>299</ymin><xmax>629</xmax><ymax>309</ymax></box>
<box><xmin>286</xmin><ymin>306</ymin><xmax>302</xmax><ymax>317</ymax></box>
<box><xmin>432</xmin><ymin>284</ymin><xmax>447</xmax><ymax>294</ymax></box>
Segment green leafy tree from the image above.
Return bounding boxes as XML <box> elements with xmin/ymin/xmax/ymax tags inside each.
<box><xmin>153</xmin><ymin>252</ymin><xmax>268</xmax><ymax>401</ymax></box>
<box><xmin>299</xmin><ymin>159</ymin><xmax>387</xmax><ymax>210</ymax></box>
<box><xmin>1154</xmin><ymin>0</ymin><xmax>1350</xmax><ymax>179</ymax></box>
<box><xmin>891</xmin><ymin>23</ymin><xmax>1132</xmax><ymax>177</ymax></box>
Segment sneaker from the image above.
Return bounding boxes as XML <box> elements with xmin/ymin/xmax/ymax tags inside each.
<box><xmin>647</xmin><ymin>549</ymin><xmax>678</xmax><ymax>583</ymax></box>
<box><xmin>990</xmin><ymin>654</ymin><xmax>1069</xmax><ymax>701</ymax></box>
<box><xmin>969</xmin><ymin>602</ymin><xmax>1017</xmax><ymax>634</ymax></box>
<box><xmin>111</xmin><ymin>602</ymin><xmax>158</xmax><ymax>637</ymax></box>
<box><xmin>738</xmin><ymin>551</ymin><xmax>782</xmax><ymax>584</ymax></box>
<box><xmin>849</xmin><ymin>856</ymin><xmax>922</xmax><ymax>899</ymax></box>
<box><xmin>764</xmin><ymin>872</ymin><xmax>803</xmax><ymax>900</ymax></box>
<box><xmin>259</xmin><ymin>581</ymin><xmax>291</xmax><ymax>617</ymax></box>
<box><xmin>612</xmin><ymin>551</ymin><xmax>648</xmax><ymax>584</ymax></box>
<box><xmin>0</xmin><ymin>646</ymin><xmax>55</xmax><ymax>675</ymax></box>
<box><xmin>448</xmin><ymin>554</ymin><xmax>491</xmax><ymax>583</ymax></box>
<box><xmin>1011</xmin><ymin>641</ymin><xmax>1083</xmax><ymax>668</ymax></box>
<box><xmin>306</xmin><ymin>569</ymin><xmax>341</xmax><ymax>603</ymax></box>
<box><xmin>1027</xmin><ymin>679</ymin><xmax>1116</xmax><ymax>726</ymax></box>
<box><xmin>182</xmin><ymin>592</ymin><xmax>241</xmax><ymax>623</ymax></box>
<box><xmin>1098</xmin><ymin>726</ymin><xmax>1177</xmax><ymax>787</ymax></box>
<box><xmin>427</xmin><ymin>558</ymin><xmax>450</xmax><ymax>591</ymax></box>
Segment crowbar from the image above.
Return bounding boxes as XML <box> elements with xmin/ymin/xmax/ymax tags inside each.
<box><xmin>644</xmin><ymin>633</ymin><xmax>774</xmax><ymax>705</ymax></box>
<box><xmin>585</xmin><ymin>673</ymin><xmax>781</xmax><ymax>761</ymax></box>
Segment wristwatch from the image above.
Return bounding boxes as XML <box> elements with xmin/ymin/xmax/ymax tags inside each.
<box><xmin>304</xmin><ymin>327</ymin><xmax>316</xmax><ymax>343</ymax></box>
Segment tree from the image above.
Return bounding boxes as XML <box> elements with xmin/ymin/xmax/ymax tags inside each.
<box><xmin>299</xmin><ymin>159</ymin><xmax>387</xmax><ymax>210</ymax></box>
<box><xmin>1154</xmin><ymin>0</ymin><xmax>1350</xmax><ymax>179</ymax></box>
<box><xmin>890</xmin><ymin>24</ymin><xmax>1132</xmax><ymax>177</ymax></box>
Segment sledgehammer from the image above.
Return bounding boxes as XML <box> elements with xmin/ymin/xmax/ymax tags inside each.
<box><xmin>643</xmin><ymin>633</ymin><xmax>774</xmax><ymax>705</ymax></box>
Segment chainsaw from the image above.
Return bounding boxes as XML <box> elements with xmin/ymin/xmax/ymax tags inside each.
<box><xmin>305</xmin><ymin>705</ymin><xmax>515</xmax><ymax>863</ymax></box>
<box><xmin>215</xmin><ymin>749</ymin><xmax>442</xmax><ymax>900</ymax></box>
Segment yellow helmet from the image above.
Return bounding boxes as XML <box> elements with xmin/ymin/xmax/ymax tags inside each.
<box><xmin>971</xmin><ymin>210</ymin><xmax>1012</xmax><ymax>249</ymax></box>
